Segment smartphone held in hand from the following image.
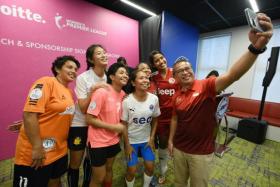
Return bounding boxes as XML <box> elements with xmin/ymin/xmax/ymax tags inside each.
<box><xmin>245</xmin><ymin>8</ymin><xmax>264</xmax><ymax>32</ymax></box>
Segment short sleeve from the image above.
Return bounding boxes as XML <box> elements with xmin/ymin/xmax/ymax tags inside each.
<box><xmin>87</xmin><ymin>88</ymin><xmax>106</xmax><ymax>117</ymax></box>
<box><xmin>121</xmin><ymin>98</ymin><xmax>129</xmax><ymax>122</ymax></box>
<box><xmin>152</xmin><ymin>96</ymin><xmax>161</xmax><ymax>117</ymax></box>
<box><xmin>23</xmin><ymin>77</ymin><xmax>51</xmax><ymax>113</ymax></box>
<box><xmin>75</xmin><ymin>75</ymin><xmax>88</xmax><ymax>99</ymax></box>
<box><xmin>205</xmin><ymin>77</ymin><xmax>217</xmax><ymax>98</ymax></box>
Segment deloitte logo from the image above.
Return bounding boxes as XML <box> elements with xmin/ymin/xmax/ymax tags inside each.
<box><xmin>54</xmin><ymin>13</ymin><xmax>107</xmax><ymax>36</ymax></box>
<box><xmin>0</xmin><ymin>4</ymin><xmax>46</xmax><ymax>23</ymax></box>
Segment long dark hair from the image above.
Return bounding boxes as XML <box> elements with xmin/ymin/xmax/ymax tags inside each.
<box><xmin>86</xmin><ymin>44</ymin><xmax>105</xmax><ymax>70</ymax></box>
<box><xmin>148</xmin><ymin>50</ymin><xmax>164</xmax><ymax>66</ymax></box>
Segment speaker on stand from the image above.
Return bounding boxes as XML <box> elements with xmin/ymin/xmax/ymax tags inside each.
<box><xmin>237</xmin><ymin>47</ymin><xmax>280</xmax><ymax>144</ymax></box>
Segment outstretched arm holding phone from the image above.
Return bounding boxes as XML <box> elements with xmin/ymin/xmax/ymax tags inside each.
<box><xmin>215</xmin><ymin>13</ymin><xmax>273</xmax><ymax>93</ymax></box>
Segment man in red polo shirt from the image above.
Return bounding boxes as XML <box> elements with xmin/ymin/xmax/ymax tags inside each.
<box><xmin>168</xmin><ymin>13</ymin><xmax>273</xmax><ymax>187</ymax></box>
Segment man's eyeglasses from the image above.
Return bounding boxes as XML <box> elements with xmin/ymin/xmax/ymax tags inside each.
<box><xmin>175</xmin><ymin>67</ymin><xmax>191</xmax><ymax>74</ymax></box>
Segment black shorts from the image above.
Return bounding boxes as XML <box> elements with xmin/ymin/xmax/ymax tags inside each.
<box><xmin>68</xmin><ymin>126</ymin><xmax>88</xmax><ymax>150</ymax></box>
<box><xmin>88</xmin><ymin>143</ymin><xmax>121</xmax><ymax>167</ymax></box>
<box><xmin>13</xmin><ymin>155</ymin><xmax>68</xmax><ymax>187</ymax></box>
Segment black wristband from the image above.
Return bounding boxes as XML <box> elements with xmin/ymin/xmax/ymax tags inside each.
<box><xmin>248</xmin><ymin>44</ymin><xmax>267</xmax><ymax>55</ymax></box>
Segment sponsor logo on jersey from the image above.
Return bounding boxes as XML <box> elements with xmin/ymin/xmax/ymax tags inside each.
<box><xmin>129</xmin><ymin>108</ymin><xmax>135</xmax><ymax>112</ymax></box>
<box><xmin>157</xmin><ymin>88</ymin><xmax>175</xmax><ymax>96</ymax></box>
<box><xmin>133</xmin><ymin>116</ymin><xmax>152</xmax><ymax>125</ymax></box>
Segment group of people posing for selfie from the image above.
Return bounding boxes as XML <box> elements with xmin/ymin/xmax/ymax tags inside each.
<box><xmin>12</xmin><ymin>12</ymin><xmax>273</xmax><ymax>187</ymax></box>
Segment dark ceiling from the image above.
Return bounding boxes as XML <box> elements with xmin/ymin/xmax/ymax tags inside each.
<box><xmin>87</xmin><ymin>0</ymin><xmax>280</xmax><ymax>33</ymax></box>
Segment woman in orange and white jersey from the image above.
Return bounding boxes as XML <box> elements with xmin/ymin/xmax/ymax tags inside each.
<box><xmin>13</xmin><ymin>56</ymin><xmax>80</xmax><ymax>187</ymax></box>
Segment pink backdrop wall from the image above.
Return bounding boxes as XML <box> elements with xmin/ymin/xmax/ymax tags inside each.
<box><xmin>0</xmin><ymin>0</ymin><xmax>139</xmax><ymax>160</ymax></box>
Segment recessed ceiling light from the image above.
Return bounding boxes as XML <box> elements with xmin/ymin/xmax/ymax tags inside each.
<box><xmin>120</xmin><ymin>0</ymin><xmax>157</xmax><ymax>17</ymax></box>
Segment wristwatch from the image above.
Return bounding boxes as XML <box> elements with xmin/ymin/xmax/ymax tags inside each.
<box><xmin>248</xmin><ymin>44</ymin><xmax>267</xmax><ymax>55</ymax></box>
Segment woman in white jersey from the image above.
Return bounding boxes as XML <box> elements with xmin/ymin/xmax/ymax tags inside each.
<box><xmin>136</xmin><ymin>62</ymin><xmax>156</xmax><ymax>94</ymax></box>
<box><xmin>122</xmin><ymin>70</ymin><xmax>161</xmax><ymax>187</ymax></box>
<box><xmin>67</xmin><ymin>44</ymin><xmax>108</xmax><ymax>187</ymax></box>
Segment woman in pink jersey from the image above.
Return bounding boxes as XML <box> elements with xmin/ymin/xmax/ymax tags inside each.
<box><xmin>149</xmin><ymin>51</ymin><xmax>178</xmax><ymax>184</ymax></box>
<box><xmin>86</xmin><ymin>63</ymin><xmax>129</xmax><ymax>187</ymax></box>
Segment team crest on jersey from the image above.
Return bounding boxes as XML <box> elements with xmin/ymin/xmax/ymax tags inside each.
<box><xmin>42</xmin><ymin>138</ymin><xmax>56</xmax><ymax>151</ymax></box>
<box><xmin>88</xmin><ymin>101</ymin><xmax>96</xmax><ymax>111</ymax></box>
<box><xmin>28</xmin><ymin>84</ymin><xmax>44</xmax><ymax>105</ymax></box>
<box><xmin>168</xmin><ymin>77</ymin><xmax>175</xmax><ymax>84</ymax></box>
<box><xmin>149</xmin><ymin>104</ymin><xmax>154</xmax><ymax>111</ymax></box>
<box><xmin>29</xmin><ymin>88</ymin><xmax>43</xmax><ymax>100</ymax></box>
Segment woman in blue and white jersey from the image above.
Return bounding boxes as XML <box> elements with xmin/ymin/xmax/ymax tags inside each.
<box><xmin>122</xmin><ymin>70</ymin><xmax>161</xmax><ymax>187</ymax></box>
